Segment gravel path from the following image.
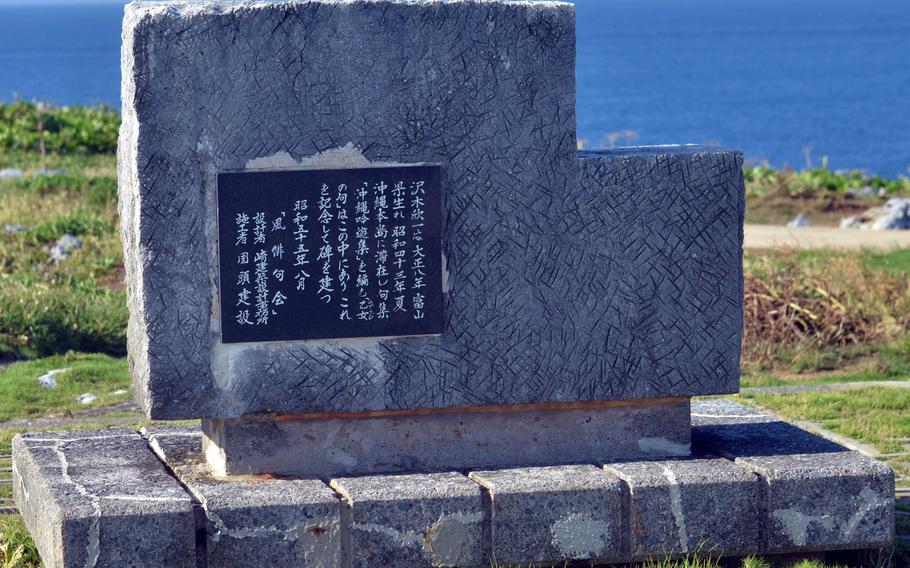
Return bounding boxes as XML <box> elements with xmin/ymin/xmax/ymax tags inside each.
<box><xmin>741</xmin><ymin>380</ymin><xmax>910</xmax><ymax>396</ymax></box>
<box><xmin>745</xmin><ymin>224</ymin><xmax>910</xmax><ymax>250</ymax></box>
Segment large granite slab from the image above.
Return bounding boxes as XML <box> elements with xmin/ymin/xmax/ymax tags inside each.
<box><xmin>11</xmin><ymin>429</ymin><xmax>195</xmax><ymax>568</ymax></box>
<box><xmin>14</xmin><ymin>410</ymin><xmax>895</xmax><ymax>567</ymax></box>
<box><xmin>120</xmin><ymin>0</ymin><xmax>744</xmax><ymax>420</ymax></box>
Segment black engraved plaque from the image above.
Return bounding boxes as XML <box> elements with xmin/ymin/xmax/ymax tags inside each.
<box><xmin>217</xmin><ymin>165</ymin><xmax>444</xmax><ymax>343</ymax></box>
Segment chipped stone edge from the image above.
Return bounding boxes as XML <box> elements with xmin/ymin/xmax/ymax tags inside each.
<box><xmin>119</xmin><ymin>0</ymin><xmax>153</xmax><ymax>417</ymax></box>
<box><xmin>124</xmin><ymin>0</ymin><xmax>575</xmax><ymax>23</ymax></box>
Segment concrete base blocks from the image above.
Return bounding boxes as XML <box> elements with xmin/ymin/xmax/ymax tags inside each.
<box><xmin>13</xmin><ymin>401</ymin><xmax>894</xmax><ymax>567</ymax></box>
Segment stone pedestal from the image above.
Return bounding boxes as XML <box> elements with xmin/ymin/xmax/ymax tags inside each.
<box><xmin>12</xmin><ymin>402</ymin><xmax>895</xmax><ymax>568</ymax></box>
<box><xmin>201</xmin><ymin>398</ymin><xmax>691</xmax><ymax>477</ymax></box>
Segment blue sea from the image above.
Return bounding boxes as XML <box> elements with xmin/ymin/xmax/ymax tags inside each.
<box><xmin>1</xmin><ymin>0</ymin><xmax>908</xmax><ymax>176</ymax></box>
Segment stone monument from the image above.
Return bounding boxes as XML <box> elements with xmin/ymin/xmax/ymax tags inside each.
<box><xmin>12</xmin><ymin>1</ymin><xmax>894</xmax><ymax>567</ymax></box>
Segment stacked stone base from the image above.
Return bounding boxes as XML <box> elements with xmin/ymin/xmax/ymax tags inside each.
<box><xmin>13</xmin><ymin>401</ymin><xmax>894</xmax><ymax>567</ymax></box>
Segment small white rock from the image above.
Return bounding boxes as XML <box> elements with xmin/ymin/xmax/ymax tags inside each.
<box><xmin>56</xmin><ymin>233</ymin><xmax>83</xmax><ymax>251</ymax></box>
<box><xmin>37</xmin><ymin>369</ymin><xmax>67</xmax><ymax>389</ymax></box>
<box><xmin>0</xmin><ymin>168</ymin><xmax>24</xmax><ymax>179</ymax></box>
<box><xmin>787</xmin><ymin>213</ymin><xmax>812</xmax><ymax>228</ymax></box>
<box><xmin>842</xmin><ymin>198</ymin><xmax>910</xmax><ymax>230</ymax></box>
<box><xmin>78</xmin><ymin>393</ymin><xmax>98</xmax><ymax>405</ymax></box>
<box><xmin>49</xmin><ymin>233</ymin><xmax>84</xmax><ymax>262</ymax></box>
<box><xmin>110</xmin><ymin>389</ymin><xmax>129</xmax><ymax>396</ymax></box>
<box><xmin>4</xmin><ymin>224</ymin><xmax>27</xmax><ymax>234</ymax></box>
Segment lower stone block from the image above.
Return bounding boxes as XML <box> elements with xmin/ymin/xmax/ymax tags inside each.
<box><xmin>469</xmin><ymin>465</ymin><xmax>626</xmax><ymax>564</ymax></box>
<box><xmin>144</xmin><ymin>427</ymin><xmax>342</xmax><ymax>568</ymax></box>
<box><xmin>330</xmin><ymin>472</ymin><xmax>485</xmax><ymax>568</ymax></box>
<box><xmin>13</xmin><ymin>403</ymin><xmax>895</xmax><ymax>567</ymax></box>
<box><xmin>604</xmin><ymin>456</ymin><xmax>762</xmax><ymax>559</ymax></box>
<box><xmin>692</xmin><ymin>400</ymin><xmax>895</xmax><ymax>554</ymax></box>
<box><xmin>202</xmin><ymin>398</ymin><xmax>691</xmax><ymax>477</ymax></box>
<box><xmin>12</xmin><ymin>429</ymin><xmax>195</xmax><ymax>568</ymax></box>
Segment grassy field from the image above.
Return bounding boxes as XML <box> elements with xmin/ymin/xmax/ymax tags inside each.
<box><xmin>741</xmin><ymin>249</ymin><xmax>910</xmax><ymax>383</ymax></box>
<box><xmin>0</xmin><ymin>154</ymin><xmax>124</xmax><ymax>361</ymax></box>
<box><xmin>0</xmin><ymin>354</ymin><xmax>129</xmax><ymax>422</ymax></box>
<box><xmin>2</xmin><ymin>103</ymin><xmax>909</xmax><ymax>568</ymax></box>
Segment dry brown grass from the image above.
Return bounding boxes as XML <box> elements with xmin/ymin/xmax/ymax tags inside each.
<box><xmin>743</xmin><ymin>250</ymin><xmax>910</xmax><ymax>369</ymax></box>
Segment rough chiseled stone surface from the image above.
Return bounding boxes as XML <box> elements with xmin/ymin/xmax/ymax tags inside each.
<box><xmin>144</xmin><ymin>427</ymin><xmax>343</xmax><ymax>568</ymax></box>
<box><xmin>202</xmin><ymin>399</ymin><xmax>690</xmax><ymax>477</ymax></box>
<box><xmin>12</xmin><ymin>429</ymin><xmax>195</xmax><ymax>568</ymax></box>
<box><xmin>330</xmin><ymin>472</ymin><xmax>485</xmax><ymax>568</ymax></box>
<box><xmin>469</xmin><ymin>465</ymin><xmax>626</xmax><ymax>564</ymax></box>
<box><xmin>575</xmin><ymin>147</ymin><xmax>744</xmax><ymax>402</ymax></box>
<box><xmin>120</xmin><ymin>0</ymin><xmax>744</xmax><ymax>420</ymax></box>
<box><xmin>692</xmin><ymin>400</ymin><xmax>895</xmax><ymax>554</ymax></box>
<box><xmin>604</xmin><ymin>456</ymin><xmax>762</xmax><ymax>559</ymax></box>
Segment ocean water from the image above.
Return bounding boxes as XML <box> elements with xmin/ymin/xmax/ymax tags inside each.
<box><xmin>0</xmin><ymin>0</ymin><xmax>908</xmax><ymax>176</ymax></box>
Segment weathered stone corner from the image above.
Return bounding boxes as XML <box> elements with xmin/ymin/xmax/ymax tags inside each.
<box><xmin>12</xmin><ymin>430</ymin><xmax>195</xmax><ymax>568</ymax></box>
<box><xmin>145</xmin><ymin>427</ymin><xmax>343</xmax><ymax>568</ymax></box>
<box><xmin>693</xmin><ymin>399</ymin><xmax>895</xmax><ymax>553</ymax></box>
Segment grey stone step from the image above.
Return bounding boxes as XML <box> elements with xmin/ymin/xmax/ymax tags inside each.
<box><xmin>692</xmin><ymin>400</ymin><xmax>894</xmax><ymax>555</ymax></box>
<box><xmin>0</xmin><ymin>506</ymin><xmax>17</xmax><ymax>515</ymax></box>
<box><xmin>144</xmin><ymin>427</ymin><xmax>343</xmax><ymax>568</ymax></box>
<box><xmin>603</xmin><ymin>457</ymin><xmax>762</xmax><ymax>559</ymax></box>
<box><xmin>11</xmin><ymin>401</ymin><xmax>896</xmax><ymax>568</ymax></box>
<box><xmin>12</xmin><ymin>430</ymin><xmax>197</xmax><ymax>568</ymax></box>
<box><xmin>469</xmin><ymin>464</ymin><xmax>626</xmax><ymax>564</ymax></box>
<box><xmin>331</xmin><ymin>472</ymin><xmax>486</xmax><ymax>568</ymax></box>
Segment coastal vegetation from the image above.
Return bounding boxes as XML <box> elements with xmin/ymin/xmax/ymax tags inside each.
<box><xmin>0</xmin><ymin>101</ymin><xmax>118</xmax><ymax>157</ymax></box>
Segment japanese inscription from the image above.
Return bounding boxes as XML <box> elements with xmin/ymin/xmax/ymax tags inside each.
<box><xmin>217</xmin><ymin>165</ymin><xmax>444</xmax><ymax>343</ymax></box>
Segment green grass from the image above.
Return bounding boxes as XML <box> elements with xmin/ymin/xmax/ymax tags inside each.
<box><xmin>0</xmin><ymin>152</ymin><xmax>126</xmax><ymax>360</ymax></box>
<box><xmin>741</xmin><ymin>335</ymin><xmax>910</xmax><ymax>388</ymax></box>
<box><xmin>743</xmin><ymin>165</ymin><xmax>910</xmax><ymax>226</ymax></box>
<box><xmin>0</xmin><ymin>515</ymin><xmax>41</xmax><ymax>568</ymax></box>
<box><xmin>0</xmin><ymin>353</ymin><xmax>129</xmax><ymax>422</ymax></box>
<box><xmin>867</xmin><ymin>249</ymin><xmax>910</xmax><ymax>277</ymax></box>
<box><xmin>742</xmin><ymin>387</ymin><xmax>910</xmax><ymax>455</ymax></box>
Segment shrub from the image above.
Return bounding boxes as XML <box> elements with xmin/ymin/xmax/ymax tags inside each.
<box><xmin>0</xmin><ymin>101</ymin><xmax>119</xmax><ymax>155</ymax></box>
